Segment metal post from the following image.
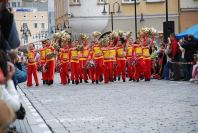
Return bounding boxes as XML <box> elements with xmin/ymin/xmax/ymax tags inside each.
<box><xmin>166</xmin><ymin>0</ymin><xmax>168</xmax><ymax>22</ymax></box>
<box><xmin>135</xmin><ymin>0</ymin><xmax>137</xmax><ymax>39</ymax></box>
<box><xmin>111</xmin><ymin>12</ymin><xmax>114</xmax><ymax>31</ymax></box>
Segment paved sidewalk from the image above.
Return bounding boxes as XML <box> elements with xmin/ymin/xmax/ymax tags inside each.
<box><xmin>19</xmin><ymin>74</ymin><xmax>198</xmax><ymax>133</ymax></box>
<box><xmin>14</xmin><ymin>86</ymin><xmax>52</xmax><ymax>133</ymax></box>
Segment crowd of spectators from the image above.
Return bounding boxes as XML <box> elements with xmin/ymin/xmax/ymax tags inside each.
<box><xmin>0</xmin><ymin>0</ymin><xmax>26</xmax><ymax>132</ymax></box>
<box><xmin>150</xmin><ymin>33</ymin><xmax>198</xmax><ymax>83</ymax></box>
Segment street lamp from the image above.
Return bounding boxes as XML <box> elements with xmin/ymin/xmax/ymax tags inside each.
<box><xmin>51</xmin><ymin>26</ymin><xmax>57</xmax><ymax>34</ymax></box>
<box><xmin>56</xmin><ymin>23</ymin><xmax>63</xmax><ymax>31</ymax></box>
<box><xmin>20</xmin><ymin>24</ymin><xmax>31</xmax><ymax>45</ymax></box>
<box><xmin>102</xmin><ymin>0</ymin><xmax>121</xmax><ymax>31</ymax></box>
<box><xmin>63</xmin><ymin>20</ymin><xmax>72</xmax><ymax>35</ymax></box>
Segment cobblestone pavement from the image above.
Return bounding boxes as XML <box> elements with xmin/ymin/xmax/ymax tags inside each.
<box><xmin>20</xmin><ymin>73</ymin><xmax>198</xmax><ymax>133</ymax></box>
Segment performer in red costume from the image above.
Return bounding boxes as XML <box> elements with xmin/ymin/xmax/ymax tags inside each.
<box><xmin>27</xmin><ymin>43</ymin><xmax>39</xmax><ymax>87</ymax></box>
<box><xmin>142</xmin><ymin>40</ymin><xmax>151</xmax><ymax>81</ymax></box>
<box><xmin>59</xmin><ymin>32</ymin><xmax>70</xmax><ymax>85</ymax></box>
<box><xmin>92</xmin><ymin>31</ymin><xmax>104</xmax><ymax>84</ymax></box>
<box><xmin>45</xmin><ymin>39</ymin><xmax>56</xmax><ymax>85</ymax></box>
<box><xmin>133</xmin><ymin>41</ymin><xmax>143</xmax><ymax>82</ymax></box>
<box><xmin>101</xmin><ymin>41</ymin><xmax>110</xmax><ymax>84</ymax></box>
<box><xmin>40</xmin><ymin>40</ymin><xmax>47</xmax><ymax>84</ymax></box>
<box><xmin>78</xmin><ymin>33</ymin><xmax>89</xmax><ymax>83</ymax></box>
<box><xmin>87</xmin><ymin>41</ymin><xmax>96</xmax><ymax>83</ymax></box>
<box><xmin>70</xmin><ymin>41</ymin><xmax>79</xmax><ymax>85</ymax></box>
<box><xmin>126</xmin><ymin>40</ymin><xmax>134</xmax><ymax>81</ymax></box>
<box><xmin>116</xmin><ymin>40</ymin><xmax>126</xmax><ymax>82</ymax></box>
<box><xmin>109</xmin><ymin>40</ymin><xmax>117</xmax><ymax>82</ymax></box>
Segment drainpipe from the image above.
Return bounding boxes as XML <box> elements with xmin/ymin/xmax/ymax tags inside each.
<box><xmin>178</xmin><ymin>0</ymin><xmax>181</xmax><ymax>33</ymax></box>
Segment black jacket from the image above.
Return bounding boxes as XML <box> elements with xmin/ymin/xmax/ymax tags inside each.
<box><xmin>181</xmin><ymin>41</ymin><xmax>196</xmax><ymax>62</ymax></box>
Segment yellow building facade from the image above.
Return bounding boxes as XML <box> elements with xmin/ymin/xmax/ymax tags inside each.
<box><xmin>14</xmin><ymin>10</ymin><xmax>49</xmax><ymax>45</ymax></box>
<box><xmin>103</xmin><ymin>0</ymin><xmax>179</xmax><ymax>34</ymax></box>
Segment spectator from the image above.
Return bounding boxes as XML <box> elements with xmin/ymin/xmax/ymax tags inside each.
<box><xmin>8</xmin><ymin>51</ymin><xmax>27</xmax><ymax>86</ymax></box>
<box><xmin>163</xmin><ymin>41</ymin><xmax>172</xmax><ymax>80</ymax></box>
<box><xmin>190</xmin><ymin>54</ymin><xmax>198</xmax><ymax>83</ymax></box>
<box><xmin>0</xmin><ymin>100</ymin><xmax>15</xmax><ymax>133</ymax></box>
<box><xmin>181</xmin><ymin>35</ymin><xmax>197</xmax><ymax>80</ymax></box>
<box><xmin>168</xmin><ymin>33</ymin><xmax>181</xmax><ymax>81</ymax></box>
<box><xmin>0</xmin><ymin>50</ymin><xmax>21</xmax><ymax>113</ymax></box>
<box><xmin>0</xmin><ymin>0</ymin><xmax>20</xmax><ymax>51</ymax></box>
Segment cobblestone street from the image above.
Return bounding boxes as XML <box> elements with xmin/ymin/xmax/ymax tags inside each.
<box><xmin>19</xmin><ymin>74</ymin><xmax>198</xmax><ymax>133</ymax></box>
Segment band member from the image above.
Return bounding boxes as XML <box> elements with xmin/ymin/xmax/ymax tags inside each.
<box><xmin>142</xmin><ymin>41</ymin><xmax>151</xmax><ymax>81</ymax></box>
<box><xmin>133</xmin><ymin>41</ymin><xmax>143</xmax><ymax>82</ymax></box>
<box><xmin>79</xmin><ymin>34</ymin><xmax>90</xmax><ymax>83</ymax></box>
<box><xmin>87</xmin><ymin>41</ymin><xmax>96</xmax><ymax>83</ymax></box>
<box><xmin>70</xmin><ymin>41</ymin><xmax>79</xmax><ymax>85</ymax></box>
<box><xmin>116</xmin><ymin>40</ymin><xmax>126</xmax><ymax>82</ymax></box>
<box><xmin>27</xmin><ymin>43</ymin><xmax>39</xmax><ymax>87</ymax></box>
<box><xmin>109</xmin><ymin>39</ymin><xmax>117</xmax><ymax>82</ymax></box>
<box><xmin>45</xmin><ymin>39</ymin><xmax>56</xmax><ymax>85</ymax></box>
<box><xmin>101</xmin><ymin>39</ymin><xmax>110</xmax><ymax>84</ymax></box>
<box><xmin>40</xmin><ymin>40</ymin><xmax>47</xmax><ymax>84</ymax></box>
<box><xmin>59</xmin><ymin>32</ymin><xmax>70</xmax><ymax>85</ymax></box>
<box><xmin>126</xmin><ymin>40</ymin><xmax>134</xmax><ymax>81</ymax></box>
<box><xmin>92</xmin><ymin>31</ymin><xmax>104</xmax><ymax>84</ymax></box>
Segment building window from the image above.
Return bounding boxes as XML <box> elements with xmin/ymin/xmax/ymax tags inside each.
<box><xmin>122</xmin><ymin>0</ymin><xmax>140</xmax><ymax>4</ymax></box>
<box><xmin>73</xmin><ymin>0</ymin><xmax>80</xmax><ymax>4</ymax></box>
<box><xmin>41</xmin><ymin>23</ymin><xmax>45</xmax><ymax>29</ymax></box>
<box><xmin>23</xmin><ymin>23</ymin><xmax>27</xmax><ymax>27</ymax></box>
<box><xmin>145</xmin><ymin>0</ymin><xmax>165</xmax><ymax>3</ymax></box>
<box><xmin>98</xmin><ymin>0</ymin><xmax>105</xmax><ymax>3</ymax></box>
<box><xmin>34</xmin><ymin>23</ymin><xmax>38</xmax><ymax>28</ymax></box>
<box><xmin>12</xmin><ymin>2</ymin><xmax>17</xmax><ymax>7</ymax></box>
<box><xmin>17</xmin><ymin>2</ymin><xmax>21</xmax><ymax>7</ymax></box>
<box><xmin>70</xmin><ymin>0</ymin><xmax>81</xmax><ymax>6</ymax></box>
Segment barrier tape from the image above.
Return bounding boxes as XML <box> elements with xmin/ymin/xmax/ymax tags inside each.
<box><xmin>169</xmin><ymin>61</ymin><xmax>194</xmax><ymax>65</ymax></box>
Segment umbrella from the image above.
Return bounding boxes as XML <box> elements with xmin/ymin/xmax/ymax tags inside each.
<box><xmin>176</xmin><ymin>24</ymin><xmax>198</xmax><ymax>40</ymax></box>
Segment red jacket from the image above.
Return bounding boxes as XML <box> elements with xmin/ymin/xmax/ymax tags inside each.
<box><xmin>170</xmin><ymin>39</ymin><xmax>180</xmax><ymax>58</ymax></box>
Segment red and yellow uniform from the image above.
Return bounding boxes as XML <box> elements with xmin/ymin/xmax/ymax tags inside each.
<box><xmin>109</xmin><ymin>45</ymin><xmax>117</xmax><ymax>81</ymax></box>
<box><xmin>102</xmin><ymin>47</ymin><xmax>110</xmax><ymax>83</ymax></box>
<box><xmin>133</xmin><ymin>44</ymin><xmax>143</xmax><ymax>81</ymax></box>
<box><xmin>59</xmin><ymin>48</ymin><xmax>70</xmax><ymax>85</ymax></box>
<box><xmin>27</xmin><ymin>49</ymin><xmax>39</xmax><ymax>86</ymax></box>
<box><xmin>126</xmin><ymin>44</ymin><xmax>134</xmax><ymax>80</ymax></box>
<box><xmin>39</xmin><ymin>47</ymin><xmax>47</xmax><ymax>83</ymax></box>
<box><xmin>116</xmin><ymin>43</ymin><xmax>126</xmax><ymax>82</ymax></box>
<box><xmin>70</xmin><ymin>47</ymin><xmax>79</xmax><ymax>83</ymax></box>
<box><xmin>78</xmin><ymin>46</ymin><xmax>89</xmax><ymax>82</ymax></box>
<box><xmin>142</xmin><ymin>45</ymin><xmax>151</xmax><ymax>81</ymax></box>
<box><xmin>92</xmin><ymin>43</ymin><xmax>104</xmax><ymax>83</ymax></box>
<box><xmin>45</xmin><ymin>45</ymin><xmax>55</xmax><ymax>84</ymax></box>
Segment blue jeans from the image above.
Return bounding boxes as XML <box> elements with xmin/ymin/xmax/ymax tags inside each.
<box><xmin>163</xmin><ymin>61</ymin><xmax>171</xmax><ymax>80</ymax></box>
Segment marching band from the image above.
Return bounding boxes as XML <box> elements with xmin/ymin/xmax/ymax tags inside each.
<box><xmin>26</xmin><ymin>30</ymin><xmax>153</xmax><ymax>86</ymax></box>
